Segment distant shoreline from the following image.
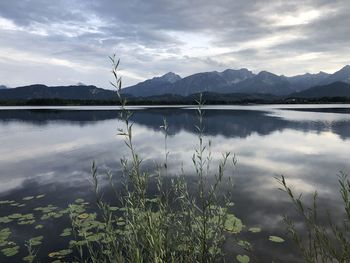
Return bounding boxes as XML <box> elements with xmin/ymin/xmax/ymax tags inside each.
<box><xmin>0</xmin><ymin>97</ymin><xmax>350</xmax><ymax>106</ymax></box>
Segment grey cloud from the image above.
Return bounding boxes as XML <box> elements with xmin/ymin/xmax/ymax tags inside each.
<box><xmin>0</xmin><ymin>0</ymin><xmax>349</xmax><ymax>87</ymax></box>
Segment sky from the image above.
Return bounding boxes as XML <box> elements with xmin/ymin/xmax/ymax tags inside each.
<box><xmin>0</xmin><ymin>0</ymin><xmax>349</xmax><ymax>89</ymax></box>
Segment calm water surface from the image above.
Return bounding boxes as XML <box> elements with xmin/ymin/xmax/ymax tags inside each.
<box><xmin>0</xmin><ymin>104</ymin><xmax>350</xmax><ymax>262</ymax></box>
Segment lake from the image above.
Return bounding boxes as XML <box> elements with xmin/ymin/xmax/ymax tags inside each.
<box><xmin>0</xmin><ymin>104</ymin><xmax>350</xmax><ymax>262</ymax></box>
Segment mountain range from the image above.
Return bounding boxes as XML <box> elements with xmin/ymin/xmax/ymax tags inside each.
<box><xmin>121</xmin><ymin>65</ymin><xmax>350</xmax><ymax>97</ymax></box>
<box><xmin>0</xmin><ymin>65</ymin><xmax>350</xmax><ymax>102</ymax></box>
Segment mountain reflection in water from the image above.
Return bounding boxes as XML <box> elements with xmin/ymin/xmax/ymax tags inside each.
<box><xmin>0</xmin><ymin>105</ymin><xmax>349</xmax><ymax>262</ymax></box>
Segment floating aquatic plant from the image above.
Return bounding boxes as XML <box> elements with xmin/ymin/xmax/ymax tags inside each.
<box><xmin>1</xmin><ymin>245</ymin><xmax>19</xmax><ymax>257</ymax></box>
<box><xmin>29</xmin><ymin>236</ymin><xmax>43</xmax><ymax>246</ymax></box>
<box><xmin>248</xmin><ymin>227</ymin><xmax>261</xmax><ymax>233</ymax></box>
<box><xmin>268</xmin><ymin>235</ymin><xmax>285</xmax><ymax>243</ymax></box>
<box><xmin>60</xmin><ymin>228</ymin><xmax>72</xmax><ymax>237</ymax></box>
<box><xmin>236</xmin><ymin>254</ymin><xmax>250</xmax><ymax>263</ymax></box>
<box><xmin>0</xmin><ymin>200</ymin><xmax>15</xmax><ymax>205</ymax></box>
<box><xmin>23</xmin><ymin>196</ymin><xmax>35</xmax><ymax>201</ymax></box>
<box><xmin>0</xmin><ymin>216</ymin><xmax>13</xmax><ymax>224</ymax></box>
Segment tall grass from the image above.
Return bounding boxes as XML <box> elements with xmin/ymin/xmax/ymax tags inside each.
<box><xmin>68</xmin><ymin>56</ymin><xmax>243</xmax><ymax>262</ymax></box>
<box><xmin>277</xmin><ymin>172</ymin><xmax>350</xmax><ymax>263</ymax></box>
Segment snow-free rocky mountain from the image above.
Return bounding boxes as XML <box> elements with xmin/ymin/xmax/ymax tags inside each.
<box><xmin>0</xmin><ymin>84</ymin><xmax>115</xmax><ymax>100</ymax></box>
<box><xmin>0</xmin><ymin>65</ymin><xmax>350</xmax><ymax>100</ymax></box>
<box><xmin>119</xmin><ymin>66</ymin><xmax>350</xmax><ymax>97</ymax></box>
<box><xmin>121</xmin><ymin>65</ymin><xmax>350</xmax><ymax>97</ymax></box>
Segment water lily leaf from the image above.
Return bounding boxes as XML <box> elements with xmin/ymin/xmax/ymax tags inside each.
<box><xmin>8</xmin><ymin>213</ymin><xmax>22</xmax><ymax>219</ymax></box>
<box><xmin>48</xmin><ymin>251</ymin><xmax>62</xmax><ymax>258</ymax></box>
<box><xmin>36</xmin><ymin>194</ymin><xmax>45</xmax><ymax>199</ymax></box>
<box><xmin>57</xmin><ymin>249</ymin><xmax>73</xmax><ymax>256</ymax></box>
<box><xmin>0</xmin><ymin>200</ymin><xmax>14</xmax><ymax>205</ymax></box>
<box><xmin>29</xmin><ymin>236</ymin><xmax>43</xmax><ymax>246</ymax></box>
<box><xmin>75</xmin><ymin>198</ymin><xmax>85</xmax><ymax>203</ymax></box>
<box><xmin>268</xmin><ymin>235</ymin><xmax>285</xmax><ymax>243</ymax></box>
<box><xmin>224</xmin><ymin>214</ymin><xmax>243</xmax><ymax>233</ymax></box>
<box><xmin>0</xmin><ymin>228</ymin><xmax>11</xmax><ymax>240</ymax></box>
<box><xmin>23</xmin><ymin>255</ymin><xmax>35</xmax><ymax>262</ymax></box>
<box><xmin>0</xmin><ymin>217</ymin><xmax>13</xmax><ymax>223</ymax></box>
<box><xmin>18</xmin><ymin>214</ymin><xmax>34</xmax><ymax>221</ymax></box>
<box><xmin>23</xmin><ymin>196</ymin><xmax>35</xmax><ymax>201</ymax></box>
<box><xmin>238</xmin><ymin>240</ymin><xmax>252</xmax><ymax>250</ymax></box>
<box><xmin>248</xmin><ymin>227</ymin><xmax>261</xmax><ymax>233</ymax></box>
<box><xmin>48</xmin><ymin>249</ymin><xmax>72</xmax><ymax>258</ymax></box>
<box><xmin>236</xmin><ymin>254</ymin><xmax>250</xmax><ymax>263</ymax></box>
<box><xmin>60</xmin><ymin>228</ymin><xmax>72</xmax><ymax>237</ymax></box>
<box><xmin>18</xmin><ymin>220</ymin><xmax>35</xmax><ymax>225</ymax></box>
<box><xmin>53</xmin><ymin>213</ymin><xmax>63</xmax><ymax>219</ymax></box>
<box><xmin>0</xmin><ymin>241</ymin><xmax>8</xmax><ymax>247</ymax></box>
<box><xmin>35</xmin><ymin>224</ymin><xmax>44</xmax><ymax>230</ymax></box>
<box><xmin>1</xmin><ymin>246</ymin><xmax>19</xmax><ymax>257</ymax></box>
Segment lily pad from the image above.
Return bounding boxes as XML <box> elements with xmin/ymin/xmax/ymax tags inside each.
<box><xmin>0</xmin><ymin>200</ymin><xmax>15</xmax><ymax>205</ymax></box>
<box><xmin>48</xmin><ymin>249</ymin><xmax>72</xmax><ymax>258</ymax></box>
<box><xmin>60</xmin><ymin>228</ymin><xmax>72</xmax><ymax>237</ymax></box>
<box><xmin>18</xmin><ymin>214</ymin><xmax>34</xmax><ymax>221</ymax></box>
<box><xmin>8</xmin><ymin>214</ymin><xmax>23</xmax><ymax>219</ymax></box>
<box><xmin>268</xmin><ymin>235</ymin><xmax>285</xmax><ymax>243</ymax></box>
<box><xmin>18</xmin><ymin>220</ymin><xmax>35</xmax><ymax>225</ymax></box>
<box><xmin>29</xmin><ymin>236</ymin><xmax>44</xmax><ymax>246</ymax></box>
<box><xmin>23</xmin><ymin>255</ymin><xmax>35</xmax><ymax>262</ymax></box>
<box><xmin>0</xmin><ymin>228</ymin><xmax>11</xmax><ymax>240</ymax></box>
<box><xmin>236</xmin><ymin>255</ymin><xmax>250</xmax><ymax>263</ymax></box>
<box><xmin>224</xmin><ymin>214</ymin><xmax>244</xmax><ymax>233</ymax></box>
<box><xmin>0</xmin><ymin>217</ymin><xmax>13</xmax><ymax>224</ymax></box>
<box><xmin>248</xmin><ymin>227</ymin><xmax>261</xmax><ymax>233</ymax></box>
<box><xmin>57</xmin><ymin>249</ymin><xmax>73</xmax><ymax>256</ymax></box>
<box><xmin>48</xmin><ymin>251</ymin><xmax>62</xmax><ymax>258</ymax></box>
<box><xmin>35</xmin><ymin>224</ymin><xmax>44</xmax><ymax>230</ymax></box>
<box><xmin>1</xmin><ymin>246</ymin><xmax>19</xmax><ymax>257</ymax></box>
<box><xmin>23</xmin><ymin>196</ymin><xmax>35</xmax><ymax>201</ymax></box>
<box><xmin>238</xmin><ymin>240</ymin><xmax>252</xmax><ymax>250</ymax></box>
<box><xmin>36</xmin><ymin>194</ymin><xmax>45</xmax><ymax>199</ymax></box>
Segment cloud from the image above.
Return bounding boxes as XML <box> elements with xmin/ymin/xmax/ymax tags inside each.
<box><xmin>0</xmin><ymin>0</ymin><xmax>349</xmax><ymax>88</ymax></box>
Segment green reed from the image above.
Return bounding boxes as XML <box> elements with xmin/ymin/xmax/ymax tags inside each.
<box><xmin>277</xmin><ymin>172</ymin><xmax>350</xmax><ymax>263</ymax></box>
<box><xmin>68</xmin><ymin>56</ymin><xmax>243</xmax><ymax>263</ymax></box>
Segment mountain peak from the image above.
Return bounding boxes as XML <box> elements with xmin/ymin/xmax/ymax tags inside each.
<box><xmin>159</xmin><ymin>72</ymin><xmax>181</xmax><ymax>83</ymax></box>
<box><xmin>340</xmin><ymin>65</ymin><xmax>350</xmax><ymax>71</ymax></box>
<box><xmin>0</xmin><ymin>85</ymin><xmax>8</xmax><ymax>89</ymax></box>
<box><xmin>258</xmin><ymin>71</ymin><xmax>277</xmax><ymax>77</ymax></box>
<box><xmin>319</xmin><ymin>64</ymin><xmax>350</xmax><ymax>85</ymax></box>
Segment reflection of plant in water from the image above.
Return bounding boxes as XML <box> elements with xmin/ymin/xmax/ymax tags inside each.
<box><xmin>277</xmin><ymin>172</ymin><xmax>350</xmax><ymax>262</ymax></box>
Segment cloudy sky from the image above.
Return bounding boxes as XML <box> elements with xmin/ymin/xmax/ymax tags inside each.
<box><xmin>0</xmin><ymin>0</ymin><xmax>349</xmax><ymax>88</ymax></box>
